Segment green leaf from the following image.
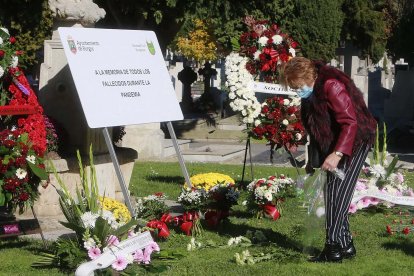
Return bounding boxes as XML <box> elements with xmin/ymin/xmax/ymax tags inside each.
<box><xmin>93</xmin><ymin>217</ymin><xmax>112</xmax><ymax>245</ymax></box>
<box><xmin>385</xmin><ymin>155</ymin><xmax>399</xmax><ymax>179</ymax></box>
<box><xmin>0</xmin><ymin>192</ymin><xmax>5</xmax><ymax>206</ymax></box>
<box><xmin>231</xmin><ymin>37</ymin><xmax>240</xmax><ymax>51</ymax></box>
<box><xmin>27</xmin><ymin>161</ymin><xmax>48</xmax><ymax>180</ymax></box>
<box><xmin>113</xmin><ymin>219</ymin><xmax>138</xmax><ymax>237</ymax></box>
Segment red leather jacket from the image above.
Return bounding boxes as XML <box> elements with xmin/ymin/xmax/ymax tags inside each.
<box><xmin>324</xmin><ymin>79</ymin><xmax>357</xmax><ymax>156</ymax></box>
<box><xmin>301</xmin><ymin>63</ymin><xmax>376</xmax><ymax>160</ymax></box>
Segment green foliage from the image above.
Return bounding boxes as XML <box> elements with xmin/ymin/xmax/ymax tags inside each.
<box><xmin>341</xmin><ymin>0</ymin><xmax>388</xmax><ymax>63</ymax></box>
<box><xmin>0</xmin><ymin>0</ymin><xmax>52</xmax><ymax>69</ymax></box>
<box><xmin>288</xmin><ymin>0</ymin><xmax>343</xmax><ymax>61</ymax></box>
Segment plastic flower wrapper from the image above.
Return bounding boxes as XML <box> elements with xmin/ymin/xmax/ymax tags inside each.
<box><xmin>301</xmin><ymin>170</ymin><xmax>327</xmax><ymax>255</ymax></box>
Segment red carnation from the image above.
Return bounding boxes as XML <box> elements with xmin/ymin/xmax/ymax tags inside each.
<box><xmin>0</xmin><ymin>50</ymin><xmax>5</xmax><ymax>58</ymax></box>
<box><xmin>262</xmin><ymin>105</ymin><xmax>269</xmax><ymax>114</ymax></box>
<box><xmin>9</xmin><ymin>36</ymin><xmax>16</xmax><ymax>44</ymax></box>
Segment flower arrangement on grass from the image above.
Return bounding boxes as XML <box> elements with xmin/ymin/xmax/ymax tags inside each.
<box><xmin>176</xmin><ymin>187</ymin><xmax>208</xmax><ymax>236</ymax></box>
<box><xmin>33</xmin><ymin>148</ymin><xmax>161</xmax><ymax>273</ymax></box>
<box><xmin>1</xmin><ymin>26</ymin><xmax>48</xmax><ymax>214</ymax></box>
<box><xmin>205</xmin><ymin>183</ymin><xmax>240</xmax><ymax>227</ymax></box>
<box><xmin>187</xmin><ymin>172</ymin><xmax>235</xmax><ymax>191</ymax></box>
<box><xmin>135</xmin><ymin>193</ymin><xmax>172</xmax><ymax>239</ymax></box>
<box><xmin>246</xmin><ymin>175</ymin><xmax>295</xmax><ymax>220</ymax></box>
<box><xmin>350</xmin><ymin>124</ymin><xmax>414</xmax><ymax>213</ymax></box>
<box><xmin>251</xmin><ymin>96</ymin><xmax>306</xmax><ymax>152</ymax></box>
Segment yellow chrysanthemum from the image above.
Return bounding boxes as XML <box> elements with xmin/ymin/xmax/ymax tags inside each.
<box><xmin>99</xmin><ymin>197</ymin><xmax>131</xmax><ymax>224</ymax></box>
<box><xmin>185</xmin><ymin>173</ymin><xmax>235</xmax><ymax>191</ymax></box>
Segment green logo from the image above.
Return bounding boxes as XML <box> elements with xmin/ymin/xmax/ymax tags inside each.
<box><xmin>67</xmin><ymin>36</ymin><xmax>77</xmax><ymax>54</ymax></box>
<box><xmin>146</xmin><ymin>41</ymin><xmax>156</xmax><ymax>55</ymax></box>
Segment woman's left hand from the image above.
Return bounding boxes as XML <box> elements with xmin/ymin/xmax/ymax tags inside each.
<box><xmin>321</xmin><ymin>152</ymin><xmax>341</xmax><ymax>172</ymax></box>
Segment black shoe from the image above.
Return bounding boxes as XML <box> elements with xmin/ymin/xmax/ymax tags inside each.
<box><xmin>341</xmin><ymin>240</ymin><xmax>356</xmax><ymax>259</ymax></box>
<box><xmin>309</xmin><ymin>243</ymin><xmax>343</xmax><ymax>263</ymax></box>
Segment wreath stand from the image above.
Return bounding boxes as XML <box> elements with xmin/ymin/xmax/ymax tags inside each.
<box><xmin>0</xmin><ymin>105</ymin><xmax>47</xmax><ymax>248</ymax></box>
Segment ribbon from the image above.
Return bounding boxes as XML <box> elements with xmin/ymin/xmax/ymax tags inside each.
<box><xmin>3</xmin><ymin>224</ymin><xmax>20</xmax><ymax>234</ymax></box>
<box><xmin>12</xmin><ymin>78</ymin><xmax>30</xmax><ymax>96</ymax></box>
<box><xmin>146</xmin><ymin>214</ymin><xmax>172</xmax><ymax>239</ymax></box>
<box><xmin>172</xmin><ymin>211</ymin><xmax>200</xmax><ymax>236</ymax></box>
<box><xmin>261</xmin><ymin>204</ymin><xmax>281</xmax><ymax>220</ymax></box>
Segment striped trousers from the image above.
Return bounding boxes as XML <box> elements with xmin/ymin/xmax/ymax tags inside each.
<box><xmin>324</xmin><ymin>144</ymin><xmax>370</xmax><ymax>247</ymax></box>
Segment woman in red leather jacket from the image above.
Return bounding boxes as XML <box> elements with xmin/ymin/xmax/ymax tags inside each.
<box><xmin>283</xmin><ymin>57</ymin><xmax>377</xmax><ymax>262</ymax></box>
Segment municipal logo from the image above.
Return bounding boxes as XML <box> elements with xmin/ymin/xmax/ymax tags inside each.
<box><xmin>67</xmin><ymin>36</ymin><xmax>77</xmax><ymax>54</ymax></box>
<box><xmin>146</xmin><ymin>41</ymin><xmax>155</xmax><ymax>55</ymax></box>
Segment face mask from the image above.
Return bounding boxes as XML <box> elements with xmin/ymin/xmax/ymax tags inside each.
<box><xmin>297</xmin><ymin>85</ymin><xmax>313</xmax><ymax>99</ymax></box>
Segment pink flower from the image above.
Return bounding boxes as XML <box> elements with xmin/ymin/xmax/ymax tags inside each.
<box><xmin>355</xmin><ymin>181</ymin><xmax>367</xmax><ymax>191</ymax></box>
<box><xmin>369</xmin><ymin>197</ymin><xmax>380</xmax><ymax>205</ymax></box>
<box><xmin>133</xmin><ymin>249</ymin><xmax>144</xmax><ymax>263</ymax></box>
<box><xmin>88</xmin><ymin>247</ymin><xmax>101</xmax><ymax>260</ymax></box>
<box><xmin>348</xmin><ymin>203</ymin><xmax>357</xmax><ymax>214</ymax></box>
<box><xmin>111</xmin><ymin>256</ymin><xmax>128</xmax><ymax>271</ymax></box>
<box><xmin>106</xmin><ymin>235</ymin><xmax>119</xmax><ymax>247</ymax></box>
<box><xmin>361</xmin><ymin>197</ymin><xmax>372</xmax><ymax>207</ymax></box>
<box><xmin>142</xmin><ymin>245</ymin><xmax>157</xmax><ymax>264</ymax></box>
<box><xmin>148</xmin><ymin>241</ymin><xmax>160</xmax><ymax>252</ymax></box>
<box><xmin>362</xmin><ymin>166</ymin><xmax>370</xmax><ymax>174</ymax></box>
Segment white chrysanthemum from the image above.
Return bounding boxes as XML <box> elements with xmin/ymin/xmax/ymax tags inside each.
<box><xmin>258</xmin><ymin>36</ymin><xmax>268</xmax><ymax>46</ymax></box>
<box><xmin>81</xmin><ymin>212</ymin><xmax>99</xmax><ymax>228</ymax></box>
<box><xmin>272</xmin><ymin>35</ymin><xmax>283</xmax><ymax>45</ymax></box>
<box><xmin>283</xmin><ymin>99</ymin><xmax>290</xmax><ymax>105</ymax></box>
<box><xmin>282</xmin><ymin>119</ymin><xmax>289</xmax><ymax>125</ymax></box>
<box><xmin>369</xmin><ymin>164</ymin><xmax>386</xmax><ymax>178</ymax></box>
<box><xmin>26</xmin><ymin>155</ymin><xmax>36</xmax><ymax>164</ymax></box>
<box><xmin>10</xmin><ymin>56</ymin><xmax>18</xmax><ymax>68</ymax></box>
<box><xmin>289</xmin><ymin>47</ymin><xmax>296</xmax><ymax>57</ymax></box>
<box><xmin>15</xmin><ymin>168</ymin><xmax>27</xmax><ymax>179</ymax></box>
<box><xmin>254</xmin><ymin>119</ymin><xmax>261</xmax><ymax>127</ymax></box>
<box><xmin>0</xmin><ymin>66</ymin><xmax>4</xmax><ymax>78</ymax></box>
<box><xmin>295</xmin><ymin>133</ymin><xmax>302</xmax><ymax>141</ymax></box>
<box><xmin>253</xmin><ymin>50</ymin><xmax>261</xmax><ymax>60</ymax></box>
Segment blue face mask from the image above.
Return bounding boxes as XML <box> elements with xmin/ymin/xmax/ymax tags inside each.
<box><xmin>297</xmin><ymin>85</ymin><xmax>313</xmax><ymax>99</ymax></box>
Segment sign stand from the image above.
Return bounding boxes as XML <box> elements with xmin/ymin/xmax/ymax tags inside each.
<box><xmin>102</xmin><ymin>123</ymin><xmax>192</xmax><ymax>216</ymax></box>
<box><xmin>166</xmin><ymin>121</ymin><xmax>192</xmax><ymax>189</ymax></box>
<box><xmin>102</xmin><ymin>127</ymin><xmax>135</xmax><ymax>215</ymax></box>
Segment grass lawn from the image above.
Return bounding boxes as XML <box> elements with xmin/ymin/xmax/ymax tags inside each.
<box><xmin>1</xmin><ymin>162</ymin><xmax>413</xmax><ymax>275</ymax></box>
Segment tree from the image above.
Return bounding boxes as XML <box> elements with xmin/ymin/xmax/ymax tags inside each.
<box><xmin>341</xmin><ymin>0</ymin><xmax>388</xmax><ymax>63</ymax></box>
<box><xmin>385</xmin><ymin>0</ymin><xmax>414</xmax><ymax>65</ymax></box>
<box><xmin>0</xmin><ymin>0</ymin><xmax>52</xmax><ymax>70</ymax></box>
<box><xmin>288</xmin><ymin>0</ymin><xmax>343</xmax><ymax>61</ymax></box>
<box><xmin>176</xmin><ymin>19</ymin><xmax>217</xmax><ymax>62</ymax></box>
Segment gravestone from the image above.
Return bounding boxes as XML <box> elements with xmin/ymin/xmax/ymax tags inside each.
<box><xmin>384</xmin><ymin>70</ymin><xmax>414</xmax><ymax>130</ymax></box>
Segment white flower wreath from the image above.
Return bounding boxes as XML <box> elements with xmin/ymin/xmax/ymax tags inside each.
<box><xmin>224</xmin><ymin>52</ymin><xmax>262</xmax><ymax>125</ymax></box>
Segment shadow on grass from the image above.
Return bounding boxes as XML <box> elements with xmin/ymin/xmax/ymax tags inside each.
<box><xmin>145</xmin><ymin>175</ymin><xmax>184</xmax><ymax>184</ymax></box>
<box><xmin>382</xmin><ymin>239</ymin><xmax>414</xmax><ymax>256</ymax></box>
<box><xmin>210</xmin><ymin>219</ymin><xmax>305</xmax><ymax>254</ymax></box>
<box><xmin>0</xmin><ymin>238</ymin><xmax>32</xmax><ymax>250</ymax></box>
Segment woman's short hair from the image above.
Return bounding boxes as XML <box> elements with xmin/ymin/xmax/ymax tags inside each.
<box><xmin>282</xmin><ymin>57</ymin><xmax>317</xmax><ymax>89</ymax></box>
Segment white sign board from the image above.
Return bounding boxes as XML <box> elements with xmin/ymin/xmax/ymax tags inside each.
<box><xmin>75</xmin><ymin>231</ymin><xmax>154</xmax><ymax>276</ymax></box>
<box><xmin>58</xmin><ymin>27</ymin><xmax>183</xmax><ymax>128</ymax></box>
<box><xmin>249</xmin><ymin>81</ymin><xmax>297</xmax><ymax>96</ymax></box>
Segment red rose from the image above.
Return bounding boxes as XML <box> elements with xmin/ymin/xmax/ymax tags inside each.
<box><xmin>291</xmin><ymin>41</ymin><xmax>298</xmax><ymax>48</ymax></box>
<box><xmin>9</xmin><ymin>36</ymin><xmax>16</xmax><ymax>44</ymax></box>
<box><xmin>0</xmin><ymin>50</ymin><xmax>5</xmax><ymax>58</ymax></box>
<box><xmin>262</xmin><ymin>105</ymin><xmax>269</xmax><ymax>114</ymax></box>
<box><xmin>19</xmin><ymin>192</ymin><xmax>30</xmax><ymax>201</ymax></box>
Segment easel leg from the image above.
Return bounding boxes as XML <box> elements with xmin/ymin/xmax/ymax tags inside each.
<box><xmin>166</xmin><ymin>121</ymin><xmax>192</xmax><ymax>188</ymax></box>
<box><xmin>102</xmin><ymin>127</ymin><xmax>135</xmax><ymax>216</ymax></box>
<box><xmin>31</xmin><ymin>206</ymin><xmax>47</xmax><ymax>249</ymax></box>
<box><xmin>241</xmin><ymin>136</ymin><xmax>254</xmax><ymax>183</ymax></box>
